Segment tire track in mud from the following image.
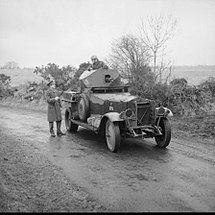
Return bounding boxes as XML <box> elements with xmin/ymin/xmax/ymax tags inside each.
<box><xmin>169</xmin><ymin>138</ymin><xmax>215</xmax><ymax>165</ymax></box>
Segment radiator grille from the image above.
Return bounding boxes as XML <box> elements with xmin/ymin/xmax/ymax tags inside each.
<box><xmin>136</xmin><ymin>101</ymin><xmax>155</xmax><ymax>126</ymax></box>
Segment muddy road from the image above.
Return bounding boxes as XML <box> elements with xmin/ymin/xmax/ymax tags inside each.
<box><xmin>0</xmin><ymin>105</ymin><xmax>215</xmax><ymax>212</ymax></box>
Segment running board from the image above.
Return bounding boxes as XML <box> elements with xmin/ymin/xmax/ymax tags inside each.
<box><xmin>70</xmin><ymin>119</ymin><xmax>96</xmax><ymax>132</ymax></box>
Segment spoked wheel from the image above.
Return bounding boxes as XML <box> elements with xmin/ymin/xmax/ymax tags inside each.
<box><xmin>105</xmin><ymin>119</ymin><xmax>121</xmax><ymax>152</ymax></box>
<box><xmin>155</xmin><ymin>117</ymin><xmax>171</xmax><ymax>148</ymax></box>
<box><xmin>65</xmin><ymin>108</ymin><xmax>79</xmax><ymax>132</ymax></box>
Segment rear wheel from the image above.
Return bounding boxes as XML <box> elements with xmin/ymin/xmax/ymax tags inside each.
<box><xmin>155</xmin><ymin>118</ymin><xmax>171</xmax><ymax>148</ymax></box>
<box><xmin>65</xmin><ymin>108</ymin><xmax>78</xmax><ymax>132</ymax></box>
<box><xmin>105</xmin><ymin>119</ymin><xmax>121</xmax><ymax>152</ymax></box>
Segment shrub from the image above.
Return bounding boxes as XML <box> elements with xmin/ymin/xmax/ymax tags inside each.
<box><xmin>0</xmin><ymin>74</ymin><xmax>12</xmax><ymax>99</ymax></box>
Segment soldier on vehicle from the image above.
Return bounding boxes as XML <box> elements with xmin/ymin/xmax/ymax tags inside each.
<box><xmin>89</xmin><ymin>55</ymin><xmax>108</xmax><ymax>70</ymax></box>
<box><xmin>46</xmin><ymin>79</ymin><xmax>66</xmax><ymax>137</ymax></box>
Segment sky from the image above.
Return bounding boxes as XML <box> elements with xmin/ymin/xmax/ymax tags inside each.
<box><xmin>0</xmin><ymin>0</ymin><xmax>215</xmax><ymax>68</ymax></box>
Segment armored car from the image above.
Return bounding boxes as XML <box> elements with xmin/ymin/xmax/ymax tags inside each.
<box><xmin>62</xmin><ymin>68</ymin><xmax>173</xmax><ymax>152</ymax></box>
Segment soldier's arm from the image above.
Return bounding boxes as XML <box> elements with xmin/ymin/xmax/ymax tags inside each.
<box><xmin>46</xmin><ymin>91</ymin><xmax>56</xmax><ymax>104</ymax></box>
<box><xmin>87</xmin><ymin>64</ymin><xmax>93</xmax><ymax>71</ymax></box>
<box><xmin>101</xmin><ymin>61</ymin><xmax>108</xmax><ymax>69</ymax></box>
<box><xmin>56</xmin><ymin>90</ymin><xmax>63</xmax><ymax>107</ymax></box>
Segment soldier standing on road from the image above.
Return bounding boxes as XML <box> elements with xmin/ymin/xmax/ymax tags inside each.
<box><xmin>46</xmin><ymin>79</ymin><xmax>66</xmax><ymax>137</ymax></box>
<box><xmin>89</xmin><ymin>55</ymin><xmax>108</xmax><ymax>70</ymax></box>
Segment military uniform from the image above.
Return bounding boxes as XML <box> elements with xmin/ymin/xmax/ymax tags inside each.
<box><xmin>46</xmin><ymin>88</ymin><xmax>65</xmax><ymax>137</ymax></box>
<box><xmin>92</xmin><ymin>60</ymin><xmax>108</xmax><ymax>70</ymax></box>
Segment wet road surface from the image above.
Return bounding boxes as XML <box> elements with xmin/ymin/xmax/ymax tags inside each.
<box><xmin>0</xmin><ymin>105</ymin><xmax>215</xmax><ymax>212</ymax></box>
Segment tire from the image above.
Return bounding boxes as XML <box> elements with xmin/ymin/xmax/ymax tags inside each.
<box><xmin>105</xmin><ymin>119</ymin><xmax>121</xmax><ymax>152</ymax></box>
<box><xmin>78</xmin><ymin>94</ymin><xmax>90</xmax><ymax>122</ymax></box>
<box><xmin>155</xmin><ymin>118</ymin><xmax>171</xmax><ymax>148</ymax></box>
<box><xmin>65</xmin><ymin>108</ymin><xmax>78</xmax><ymax>132</ymax></box>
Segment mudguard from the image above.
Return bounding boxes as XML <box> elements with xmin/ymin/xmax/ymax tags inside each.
<box><xmin>155</xmin><ymin>107</ymin><xmax>173</xmax><ymax>118</ymax></box>
<box><xmin>98</xmin><ymin>112</ymin><xmax>124</xmax><ymax>136</ymax></box>
<box><xmin>103</xmin><ymin>112</ymin><xmax>124</xmax><ymax>122</ymax></box>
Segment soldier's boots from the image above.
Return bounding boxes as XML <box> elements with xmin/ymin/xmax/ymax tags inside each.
<box><xmin>50</xmin><ymin>131</ymin><xmax>56</xmax><ymax>137</ymax></box>
<box><xmin>56</xmin><ymin>121</ymin><xmax>66</xmax><ymax>136</ymax></box>
<box><xmin>49</xmin><ymin>122</ymin><xmax>56</xmax><ymax>137</ymax></box>
<box><xmin>57</xmin><ymin>131</ymin><xmax>66</xmax><ymax>136</ymax></box>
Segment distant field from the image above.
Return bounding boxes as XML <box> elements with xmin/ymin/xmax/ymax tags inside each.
<box><xmin>0</xmin><ymin>68</ymin><xmax>42</xmax><ymax>87</ymax></box>
<box><xmin>0</xmin><ymin>65</ymin><xmax>215</xmax><ymax>87</ymax></box>
<box><xmin>171</xmin><ymin>65</ymin><xmax>215</xmax><ymax>85</ymax></box>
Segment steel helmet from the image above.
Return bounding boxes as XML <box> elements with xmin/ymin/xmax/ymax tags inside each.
<box><xmin>91</xmin><ymin>55</ymin><xmax>98</xmax><ymax>60</ymax></box>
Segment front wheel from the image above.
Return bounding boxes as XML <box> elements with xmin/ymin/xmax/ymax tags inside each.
<box><xmin>105</xmin><ymin>119</ymin><xmax>121</xmax><ymax>152</ymax></box>
<box><xmin>155</xmin><ymin>118</ymin><xmax>171</xmax><ymax>148</ymax></box>
<box><xmin>65</xmin><ymin>108</ymin><xmax>79</xmax><ymax>132</ymax></box>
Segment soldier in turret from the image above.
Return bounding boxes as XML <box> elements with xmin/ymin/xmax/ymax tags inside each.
<box><xmin>89</xmin><ymin>55</ymin><xmax>108</xmax><ymax>70</ymax></box>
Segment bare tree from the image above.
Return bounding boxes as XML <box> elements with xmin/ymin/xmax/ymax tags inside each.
<box><xmin>139</xmin><ymin>15</ymin><xmax>177</xmax><ymax>78</ymax></box>
<box><xmin>107</xmin><ymin>34</ymin><xmax>156</xmax><ymax>98</ymax></box>
<box><xmin>107</xmin><ymin>34</ymin><xmax>151</xmax><ymax>81</ymax></box>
